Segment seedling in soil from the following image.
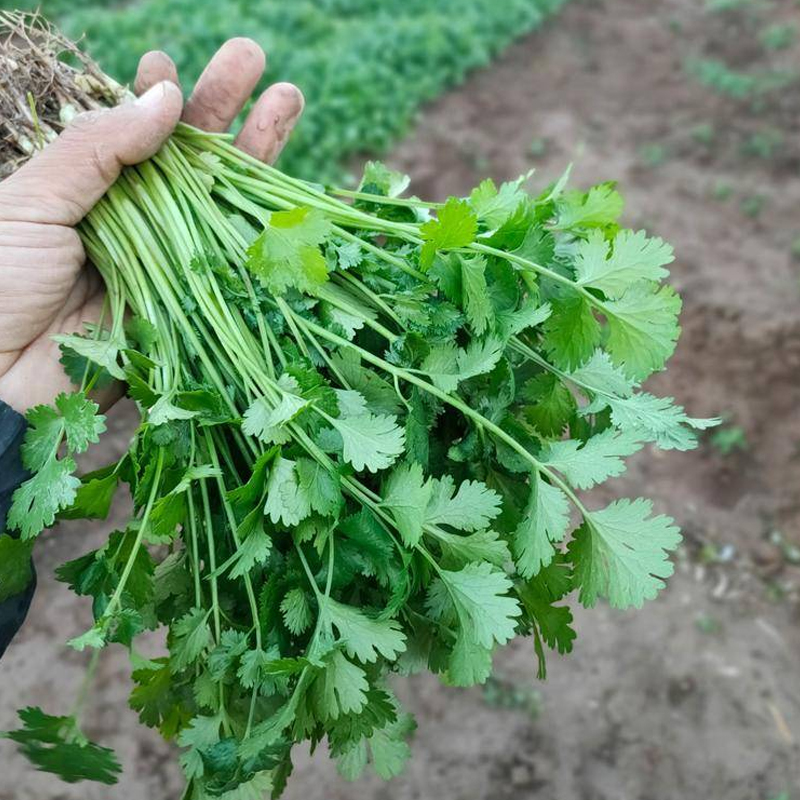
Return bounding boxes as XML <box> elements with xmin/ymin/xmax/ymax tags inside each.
<box><xmin>482</xmin><ymin>676</ymin><xmax>541</xmax><ymax>719</ymax></box>
<box><xmin>741</xmin><ymin>128</ymin><xmax>784</xmax><ymax>160</ymax></box>
<box><xmin>695</xmin><ymin>614</ymin><xmax>723</xmax><ymax>635</ymax></box>
<box><xmin>528</xmin><ymin>137</ymin><xmax>548</xmax><ymax>158</ymax></box>
<box><xmin>741</xmin><ymin>194</ymin><xmax>767</xmax><ymax>218</ymax></box>
<box><xmin>759</xmin><ymin>22</ymin><xmax>798</xmax><ymax>51</ymax></box>
<box><xmin>690</xmin><ymin>122</ymin><xmax>716</xmax><ymax>146</ymax></box>
<box><xmin>710</xmin><ymin>424</ymin><xmax>749</xmax><ymax>455</ymax></box>
<box><xmin>711</xmin><ymin>181</ymin><xmax>734</xmax><ymax>202</ymax></box>
<box><xmin>686</xmin><ymin>58</ymin><xmax>797</xmax><ymax>101</ymax></box>
<box><xmin>639</xmin><ymin>142</ymin><xmax>669</xmax><ymax>168</ymax></box>
<box><xmin>704</xmin><ymin>0</ymin><xmax>765</xmax><ymax>11</ymax></box>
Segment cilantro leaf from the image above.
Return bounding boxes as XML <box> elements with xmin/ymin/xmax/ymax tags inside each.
<box><xmin>59</xmin><ymin>468</ymin><xmax>120</xmax><ymax>521</ymax></box>
<box><xmin>358</xmin><ymin>161</ymin><xmax>410</xmax><ymax>198</ymax></box>
<box><xmin>125</xmin><ymin>316</ymin><xmax>159</xmax><ymax>354</ymax></box>
<box><xmin>296</xmin><ymin>458</ymin><xmax>343</xmax><ymax>518</ymax></box>
<box><xmin>517</xmin><ymin>581</ymin><xmax>576</xmax><ymax>677</ymax></box>
<box><xmin>8</xmin><ymin>456</ymin><xmax>81</xmax><ymax>540</ymax></box>
<box><xmin>541</xmin><ymin>292</ymin><xmax>601</xmax><ymax>371</ymax></box>
<box><xmin>496</xmin><ymin>299</ymin><xmax>552</xmax><ymax>338</ymax></box>
<box><xmin>460</xmin><ymin>255</ymin><xmax>494</xmax><ymax>335</ymax></box>
<box><xmin>468</xmin><ymin>177</ymin><xmax>527</xmax><ymax>229</ymax></box>
<box><xmin>557</xmin><ymin>183</ymin><xmax>624</xmax><ymax>230</ymax></box>
<box><xmin>242</xmin><ymin>392</ymin><xmax>308</xmax><ymax>445</ymax></box>
<box><xmin>177</xmin><ymin>713</ymin><xmax>222</xmax><ymax>780</ymax></box>
<box><xmin>3</xmin><ymin>707</ymin><xmax>121</xmax><ymax>785</ymax></box>
<box><xmin>0</xmin><ymin>534</ymin><xmax>34</xmax><ymax>602</ymax></box>
<box><xmin>575</xmin><ymin>229</ymin><xmax>673</xmax><ymax>298</ymax></box>
<box><xmin>148</xmin><ymin>396</ymin><xmax>198</xmax><ymax>426</ymax></box>
<box><xmin>323</xmin><ymin>599</ymin><xmax>407</xmax><ymax>663</ymax></box>
<box><xmin>52</xmin><ymin>333</ymin><xmax>125</xmax><ymax>381</ymax></box>
<box><xmin>425</xmin><ymin>476</ymin><xmax>502</xmax><ymax>532</ymax></box>
<box><xmin>421</xmin><ymin>337</ymin><xmax>505</xmax><ymax>392</ymax></box>
<box><xmin>264</xmin><ymin>456</ymin><xmax>312</xmax><ymax>527</ymax></box>
<box><xmin>382</xmin><ymin>463</ymin><xmax>432</xmax><ymax>548</ymax></box>
<box><xmin>593</xmin><ymin>391</ymin><xmax>721</xmax><ymax>451</ymax></box>
<box><xmin>246</xmin><ymin>207</ymin><xmax>332</xmax><ymax>295</ymax></box>
<box><xmin>419</xmin><ymin>198</ymin><xmax>478</xmax><ymax>270</ymax></box>
<box><xmin>228</xmin><ymin>520</ymin><xmax>272</xmax><ymax>579</ymax></box>
<box><xmin>521</xmin><ymin>373</ymin><xmax>577</xmax><ymax>437</ymax></box>
<box><xmin>431</xmin><ymin>528</ymin><xmax>510</xmax><ymax>568</ymax></box>
<box><xmin>313</xmin><ymin>651</ymin><xmax>369</xmax><ymax>721</ymax></box>
<box><xmin>513</xmin><ymin>473</ymin><xmax>570</xmax><ymax>578</ymax></box>
<box><xmin>19</xmin><ymin>393</ymin><xmax>104</xmax><ymax>476</ymax></box>
<box><xmin>604</xmin><ymin>284</ymin><xmax>682</xmax><ymax>379</ymax></box>
<box><xmin>448</xmin><ymin>636</ymin><xmax>494</xmax><ymax>687</ymax></box>
<box><xmin>567</xmin><ymin>349</ymin><xmax>635</xmax><ymax>398</ymax></box>
<box><xmin>280</xmin><ymin>588</ymin><xmax>313</xmax><ymax>635</ymax></box>
<box><xmin>541</xmin><ymin>429</ymin><xmax>643</xmax><ymax>490</ymax></box>
<box><xmin>130</xmin><ymin>659</ymin><xmax>191</xmax><ymax>738</ymax></box>
<box><xmin>329</xmin><ymin>350</ymin><xmax>402</xmax><ymax>417</ymax></box>
<box><xmin>426</xmin><ymin>562</ymin><xmax>521</xmax><ymax>649</ymax></box>
<box><xmin>55</xmin><ymin>393</ymin><xmax>106</xmax><ymax>454</ymax></box>
<box><xmin>328</xmin><ymin>413</ymin><xmax>405</xmax><ymax>473</ymax></box>
<box><xmin>171</xmin><ymin>608</ymin><xmax>214</xmax><ymax>672</ymax></box>
<box><xmin>569</xmin><ymin>498</ymin><xmax>682</xmax><ymax>609</ymax></box>
<box><xmin>339</xmin><ymin>711</ymin><xmax>415</xmax><ymax>781</ymax></box>
<box><xmin>20</xmin><ymin>404</ymin><xmax>64</xmax><ymax>472</ymax></box>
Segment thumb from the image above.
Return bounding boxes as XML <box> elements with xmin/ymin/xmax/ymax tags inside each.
<box><xmin>0</xmin><ymin>81</ymin><xmax>183</xmax><ymax>226</ymax></box>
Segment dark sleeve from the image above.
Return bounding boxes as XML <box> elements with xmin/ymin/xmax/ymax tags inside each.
<box><xmin>0</xmin><ymin>399</ymin><xmax>35</xmax><ymax>659</ymax></box>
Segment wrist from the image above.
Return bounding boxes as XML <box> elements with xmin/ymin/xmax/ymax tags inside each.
<box><xmin>0</xmin><ymin>368</ymin><xmax>27</xmax><ymax>416</ymax></box>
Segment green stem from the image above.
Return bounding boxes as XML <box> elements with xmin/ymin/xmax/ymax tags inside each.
<box><xmin>103</xmin><ymin>449</ymin><xmax>164</xmax><ymax>619</ymax></box>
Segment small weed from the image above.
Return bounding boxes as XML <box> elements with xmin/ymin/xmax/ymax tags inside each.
<box><xmin>764</xmin><ymin>580</ymin><xmax>787</xmax><ymax>603</ymax></box>
<box><xmin>695</xmin><ymin>614</ymin><xmax>723</xmax><ymax>635</ymax></box>
<box><xmin>710</xmin><ymin>424</ymin><xmax>748</xmax><ymax>455</ymax></box>
<box><xmin>769</xmin><ymin>530</ymin><xmax>800</xmax><ymax>565</ymax></box>
<box><xmin>639</xmin><ymin>143</ymin><xmax>669</xmax><ymax>168</ymax></box>
<box><xmin>690</xmin><ymin>122</ymin><xmax>716</xmax><ymax>146</ymax></box>
<box><xmin>686</xmin><ymin>58</ymin><xmax>797</xmax><ymax>101</ymax></box>
<box><xmin>759</xmin><ymin>22</ymin><xmax>798</xmax><ymax>51</ymax></box>
<box><xmin>482</xmin><ymin>676</ymin><xmax>541</xmax><ymax>719</ymax></box>
<box><xmin>705</xmin><ymin>0</ymin><xmax>763</xmax><ymax>11</ymax></box>
<box><xmin>699</xmin><ymin>542</ymin><xmax>736</xmax><ymax>564</ymax></box>
<box><xmin>528</xmin><ymin>137</ymin><xmax>548</xmax><ymax>158</ymax></box>
<box><xmin>741</xmin><ymin>194</ymin><xmax>767</xmax><ymax>218</ymax></box>
<box><xmin>741</xmin><ymin>128</ymin><xmax>784</xmax><ymax>159</ymax></box>
<box><xmin>791</xmin><ymin>235</ymin><xmax>800</xmax><ymax>259</ymax></box>
<box><xmin>711</xmin><ymin>180</ymin><xmax>733</xmax><ymax>201</ymax></box>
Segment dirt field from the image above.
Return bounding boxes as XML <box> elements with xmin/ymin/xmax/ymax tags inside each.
<box><xmin>2</xmin><ymin>0</ymin><xmax>800</xmax><ymax>798</ymax></box>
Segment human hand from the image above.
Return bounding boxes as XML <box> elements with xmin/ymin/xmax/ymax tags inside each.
<box><xmin>0</xmin><ymin>38</ymin><xmax>303</xmax><ymax>413</ymax></box>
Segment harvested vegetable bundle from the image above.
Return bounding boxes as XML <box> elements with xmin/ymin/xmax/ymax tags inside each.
<box><xmin>0</xmin><ymin>13</ymin><xmax>717</xmax><ymax>798</ymax></box>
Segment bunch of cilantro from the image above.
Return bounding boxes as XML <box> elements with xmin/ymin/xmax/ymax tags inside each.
<box><xmin>0</xmin><ymin>120</ymin><xmax>716</xmax><ymax>797</ymax></box>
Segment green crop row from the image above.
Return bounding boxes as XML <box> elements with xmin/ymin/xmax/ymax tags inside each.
<box><xmin>25</xmin><ymin>0</ymin><xmax>567</xmax><ymax>180</ymax></box>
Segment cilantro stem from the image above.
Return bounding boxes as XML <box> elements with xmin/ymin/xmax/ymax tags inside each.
<box><xmin>70</xmin><ymin>648</ymin><xmax>101</xmax><ymax>723</ymax></box>
<box><xmin>199</xmin><ymin>478</ymin><xmax>222</xmax><ymax>642</ymax></box>
<box><xmin>103</xmin><ymin>449</ymin><xmax>164</xmax><ymax>620</ymax></box>
<box><xmin>470</xmin><ymin>242</ymin><xmax>612</xmax><ymax>315</ymax></box>
<box><xmin>204</xmin><ymin>430</ymin><xmax>263</xmax><ymax>653</ymax></box>
<box><xmin>326</xmin><ymin>187</ymin><xmax>443</xmax><ymax>209</ymax></box>
<box><xmin>295</xmin><ymin>543</ymin><xmax>323</xmax><ymax>602</ymax></box>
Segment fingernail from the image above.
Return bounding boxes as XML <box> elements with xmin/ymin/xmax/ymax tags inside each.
<box><xmin>135</xmin><ymin>81</ymin><xmax>168</xmax><ymax>109</ymax></box>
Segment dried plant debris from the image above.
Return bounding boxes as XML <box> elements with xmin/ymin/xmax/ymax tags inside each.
<box><xmin>0</xmin><ymin>11</ymin><xmax>125</xmax><ymax>179</ymax></box>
